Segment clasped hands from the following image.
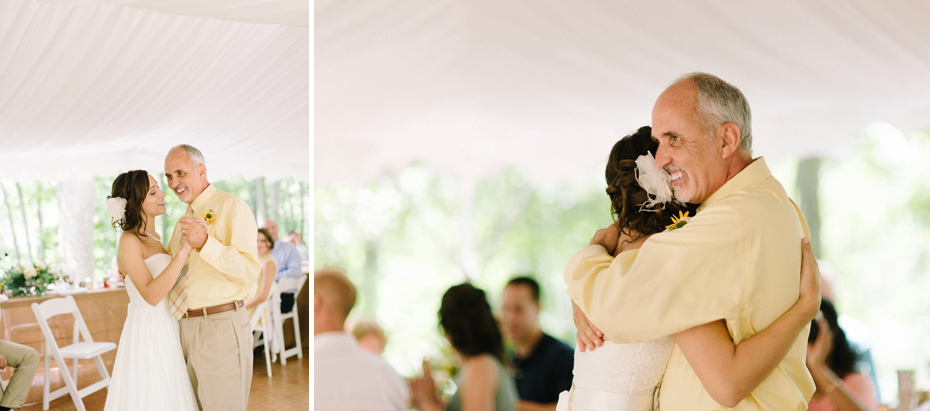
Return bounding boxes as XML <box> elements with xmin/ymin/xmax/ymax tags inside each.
<box><xmin>178</xmin><ymin>217</ymin><xmax>210</xmax><ymax>250</ymax></box>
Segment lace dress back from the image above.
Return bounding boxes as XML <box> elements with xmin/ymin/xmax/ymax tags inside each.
<box><xmin>557</xmin><ymin>337</ymin><xmax>674</xmax><ymax>411</ymax></box>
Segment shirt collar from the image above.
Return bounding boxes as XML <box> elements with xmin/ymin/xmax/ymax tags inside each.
<box><xmin>697</xmin><ymin>157</ymin><xmax>771</xmax><ymax>213</ymax></box>
<box><xmin>189</xmin><ymin>184</ymin><xmax>217</xmax><ymax>215</ymax></box>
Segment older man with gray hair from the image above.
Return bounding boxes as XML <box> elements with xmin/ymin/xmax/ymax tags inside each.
<box><xmin>166</xmin><ymin>144</ymin><xmax>259</xmax><ymax>411</ymax></box>
<box><xmin>566</xmin><ymin>73</ymin><xmax>816</xmax><ymax>410</ymax></box>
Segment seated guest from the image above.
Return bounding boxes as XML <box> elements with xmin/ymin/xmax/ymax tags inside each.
<box><xmin>0</xmin><ymin>312</ymin><xmax>40</xmax><ymax>411</ymax></box>
<box><xmin>314</xmin><ymin>269</ymin><xmax>408</xmax><ymax>410</ymax></box>
<box><xmin>244</xmin><ymin>228</ymin><xmax>277</xmax><ymax>317</ymax></box>
<box><xmin>410</xmin><ymin>283</ymin><xmax>517</xmax><ymax>411</ymax></box>
<box><xmin>807</xmin><ymin>299</ymin><xmax>878</xmax><ymax>411</ymax></box>
<box><xmin>500</xmin><ymin>277</ymin><xmax>573</xmax><ymax>411</ymax></box>
<box><xmin>350</xmin><ymin>319</ymin><xmax>387</xmax><ymax>356</ymax></box>
<box><xmin>821</xmin><ymin>262</ymin><xmax>881</xmax><ymax>404</ymax></box>
<box><xmin>284</xmin><ymin>230</ymin><xmax>310</xmax><ymax>262</ymax></box>
<box><xmin>263</xmin><ymin>219</ymin><xmax>302</xmax><ymax>312</ymax></box>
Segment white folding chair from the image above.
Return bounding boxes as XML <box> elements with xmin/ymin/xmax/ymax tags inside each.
<box><xmin>250</xmin><ymin>283</ymin><xmax>276</xmax><ymax>378</ymax></box>
<box><xmin>31</xmin><ymin>295</ymin><xmax>116</xmax><ymax>411</ymax></box>
<box><xmin>272</xmin><ymin>275</ymin><xmax>307</xmax><ymax>364</ymax></box>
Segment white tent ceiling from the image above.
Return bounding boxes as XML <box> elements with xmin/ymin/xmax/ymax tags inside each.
<box><xmin>315</xmin><ymin>0</ymin><xmax>930</xmax><ymax>186</ymax></box>
<box><xmin>0</xmin><ymin>0</ymin><xmax>309</xmax><ymax>182</ymax></box>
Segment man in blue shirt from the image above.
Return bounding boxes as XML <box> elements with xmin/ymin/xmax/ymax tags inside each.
<box><xmin>263</xmin><ymin>219</ymin><xmax>303</xmax><ymax>312</ymax></box>
<box><xmin>500</xmin><ymin>277</ymin><xmax>574</xmax><ymax>411</ymax></box>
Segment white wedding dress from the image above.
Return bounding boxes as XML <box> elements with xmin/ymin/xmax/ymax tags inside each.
<box><xmin>104</xmin><ymin>254</ymin><xmax>199</xmax><ymax>411</ymax></box>
<box><xmin>556</xmin><ymin>337</ymin><xmax>675</xmax><ymax>411</ymax></box>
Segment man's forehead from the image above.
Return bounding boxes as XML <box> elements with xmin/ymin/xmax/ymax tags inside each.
<box><xmin>504</xmin><ymin>284</ymin><xmax>535</xmax><ymax>299</ymax></box>
<box><xmin>165</xmin><ymin>160</ymin><xmax>194</xmax><ymax>173</ymax></box>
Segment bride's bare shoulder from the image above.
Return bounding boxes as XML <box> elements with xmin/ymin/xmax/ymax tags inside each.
<box><xmin>117</xmin><ymin>231</ymin><xmax>142</xmax><ymax>253</ymax></box>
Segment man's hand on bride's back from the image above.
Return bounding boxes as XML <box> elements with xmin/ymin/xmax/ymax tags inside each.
<box><xmin>590</xmin><ymin>224</ymin><xmax>621</xmax><ymax>256</ymax></box>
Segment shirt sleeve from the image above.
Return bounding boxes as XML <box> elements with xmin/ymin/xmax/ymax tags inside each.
<box><xmin>199</xmin><ymin>199</ymin><xmax>260</xmax><ymax>284</ymax></box>
<box><xmin>276</xmin><ymin>243</ymin><xmax>303</xmax><ymax>280</ymax></box>
<box><xmin>564</xmin><ymin>203</ymin><xmax>746</xmax><ymax>344</ymax></box>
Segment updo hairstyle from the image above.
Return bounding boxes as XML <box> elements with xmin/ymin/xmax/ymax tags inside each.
<box><xmin>109</xmin><ymin>170</ymin><xmax>152</xmax><ymax>240</ymax></box>
<box><xmin>438</xmin><ymin>283</ymin><xmax>506</xmax><ymax>364</ymax></box>
<box><xmin>605</xmin><ymin>126</ymin><xmax>688</xmax><ymax>241</ymax></box>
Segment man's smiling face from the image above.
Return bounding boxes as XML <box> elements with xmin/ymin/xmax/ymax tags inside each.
<box><xmin>651</xmin><ymin>81</ymin><xmax>729</xmax><ymax>204</ymax></box>
<box><xmin>164</xmin><ymin>148</ymin><xmax>207</xmax><ymax>204</ymax></box>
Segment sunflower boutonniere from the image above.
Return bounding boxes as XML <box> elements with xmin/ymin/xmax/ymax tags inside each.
<box><xmin>665</xmin><ymin>211</ymin><xmax>690</xmax><ymax>232</ymax></box>
<box><xmin>202</xmin><ymin>209</ymin><xmax>217</xmax><ymax>225</ymax></box>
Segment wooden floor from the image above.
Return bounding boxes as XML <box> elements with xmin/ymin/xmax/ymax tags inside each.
<box><xmin>18</xmin><ymin>347</ymin><xmax>310</xmax><ymax>411</ymax></box>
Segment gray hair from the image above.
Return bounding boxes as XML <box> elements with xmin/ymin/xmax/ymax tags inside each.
<box><xmin>675</xmin><ymin>72</ymin><xmax>753</xmax><ymax>154</ymax></box>
<box><xmin>170</xmin><ymin>144</ymin><xmax>206</xmax><ymax>167</ymax></box>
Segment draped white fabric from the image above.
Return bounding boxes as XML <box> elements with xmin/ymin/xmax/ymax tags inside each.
<box><xmin>0</xmin><ymin>0</ymin><xmax>309</xmax><ymax>182</ymax></box>
<box><xmin>316</xmin><ymin>1</ymin><xmax>930</xmax><ymax>186</ymax></box>
<box><xmin>38</xmin><ymin>0</ymin><xmax>308</xmax><ymax>27</ymax></box>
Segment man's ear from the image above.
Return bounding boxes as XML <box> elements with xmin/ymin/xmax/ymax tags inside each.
<box><xmin>314</xmin><ymin>294</ymin><xmax>323</xmax><ymax>314</ymax></box>
<box><xmin>198</xmin><ymin>163</ymin><xmax>207</xmax><ymax>180</ymax></box>
<box><xmin>718</xmin><ymin>122</ymin><xmax>742</xmax><ymax>159</ymax></box>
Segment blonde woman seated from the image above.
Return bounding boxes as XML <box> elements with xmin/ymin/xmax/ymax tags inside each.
<box><xmin>351</xmin><ymin>319</ymin><xmax>387</xmax><ymax>356</ymax></box>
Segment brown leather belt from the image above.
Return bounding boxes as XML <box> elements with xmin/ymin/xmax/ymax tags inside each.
<box><xmin>183</xmin><ymin>300</ymin><xmax>244</xmax><ymax>318</ymax></box>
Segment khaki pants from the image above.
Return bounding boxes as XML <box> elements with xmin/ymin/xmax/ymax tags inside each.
<box><xmin>0</xmin><ymin>340</ymin><xmax>40</xmax><ymax>409</ymax></box>
<box><xmin>179</xmin><ymin>307</ymin><xmax>253</xmax><ymax>411</ymax></box>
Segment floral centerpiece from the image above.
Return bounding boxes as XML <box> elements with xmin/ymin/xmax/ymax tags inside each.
<box><xmin>1</xmin><ymin>256</ymin><xmax>61</xmax><ymax>297</ymax></box>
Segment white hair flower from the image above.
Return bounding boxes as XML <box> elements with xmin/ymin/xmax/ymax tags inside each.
<box><xmin>106</xmin><ymin>197</ymin><xmax>128</xmax><ymax>224</ymax></box>
<box><xmin>634</xmin><ymin>152</ymin><xmax>676</xmax><ymax>211</ymax></box>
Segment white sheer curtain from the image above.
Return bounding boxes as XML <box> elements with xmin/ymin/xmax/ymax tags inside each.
<box><xmin>57</xmin><ymin>179</ymin><xmax>96</xmax><ymax>284</ymax></box>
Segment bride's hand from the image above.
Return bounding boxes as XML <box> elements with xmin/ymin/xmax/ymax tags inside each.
<box><xmin>796</xmin><ymin>237</ymin><xmax>821</xmax><ymax>322</ymax></box>
<box><xmin>573</xmin><ymin>301</ymin><xmax>606</xmax><ymax>352</ymax></box>
<box><xmin>408</xmin><ymin>359</ymin><xmax>438</xmax><ymax>409</ymax></box>
<box><xmin>179</xmin><ymin>235</ymin><xmax>194</xmax><ymax>253</ymax></box>
<box><xmin>590</xmin><ymin>224</ymin><xmax>621</xmax><ymax>256</ymax></box>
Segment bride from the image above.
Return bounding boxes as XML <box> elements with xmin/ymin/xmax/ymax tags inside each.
<box><xmin>557</xmin><ymin>126</ymin><xmax>821</xmax><ymax>410</ymax></box>
<box><xmin>104</xmin><ymin>170</ymin><xmax>200</xmax><ymax>411</ymax></box>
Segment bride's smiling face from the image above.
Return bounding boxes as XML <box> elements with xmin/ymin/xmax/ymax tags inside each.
<box><xmin>141</xmin><ymin>174</ymin><xmax>167</xmax><ymax>220</ymax></box>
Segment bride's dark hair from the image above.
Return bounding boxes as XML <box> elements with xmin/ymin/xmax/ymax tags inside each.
<box><xmin>109</xmin><ymin>170</ymin><xmax>152</xmax><ymax>240</ymax></box>
<box><xmin>605</xmin><ymin>126</ymin><xmax>688</xmax><ymax>242</ymax></box>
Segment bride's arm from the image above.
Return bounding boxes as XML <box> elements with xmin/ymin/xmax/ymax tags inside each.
<box><xmin>673</xmin><ymin>238</ymin><xmax>821</xmax><ymax>407</ymax></box>
<box><xmin>117</xmin><ymin>232</ymin><xmax>194</xmax><ymax>307</ymax></box>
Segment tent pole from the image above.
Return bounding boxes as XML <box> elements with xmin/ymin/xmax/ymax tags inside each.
<box><xmin>1</xmin><ymin>180</ymin><xmax>21</xmax><ymax>264</ymax></box>
<box><xmin>35</xmin><ymin>183</ymin><xmax>46</xmax><ymax>262</ymax></box>
<box><xmin>16</xmin><ymin>183</ymin><xmax>33</xmax><ymax>264</ymax></box>
<box><xmin>796</xmin><ymin>157</ymin><xmax>822</xmax><ymax>257</ymax></box>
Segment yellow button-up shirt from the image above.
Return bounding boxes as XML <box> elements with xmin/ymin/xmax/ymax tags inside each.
<box><xmin>168</xmin><ymin>184</ymin><xmax>259</xmax><ymax>310</ymax></box>
<box><xmin>565</xmin><ymin>158</ymin><xmax>815</xmax><ymax>410</ymax></box>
